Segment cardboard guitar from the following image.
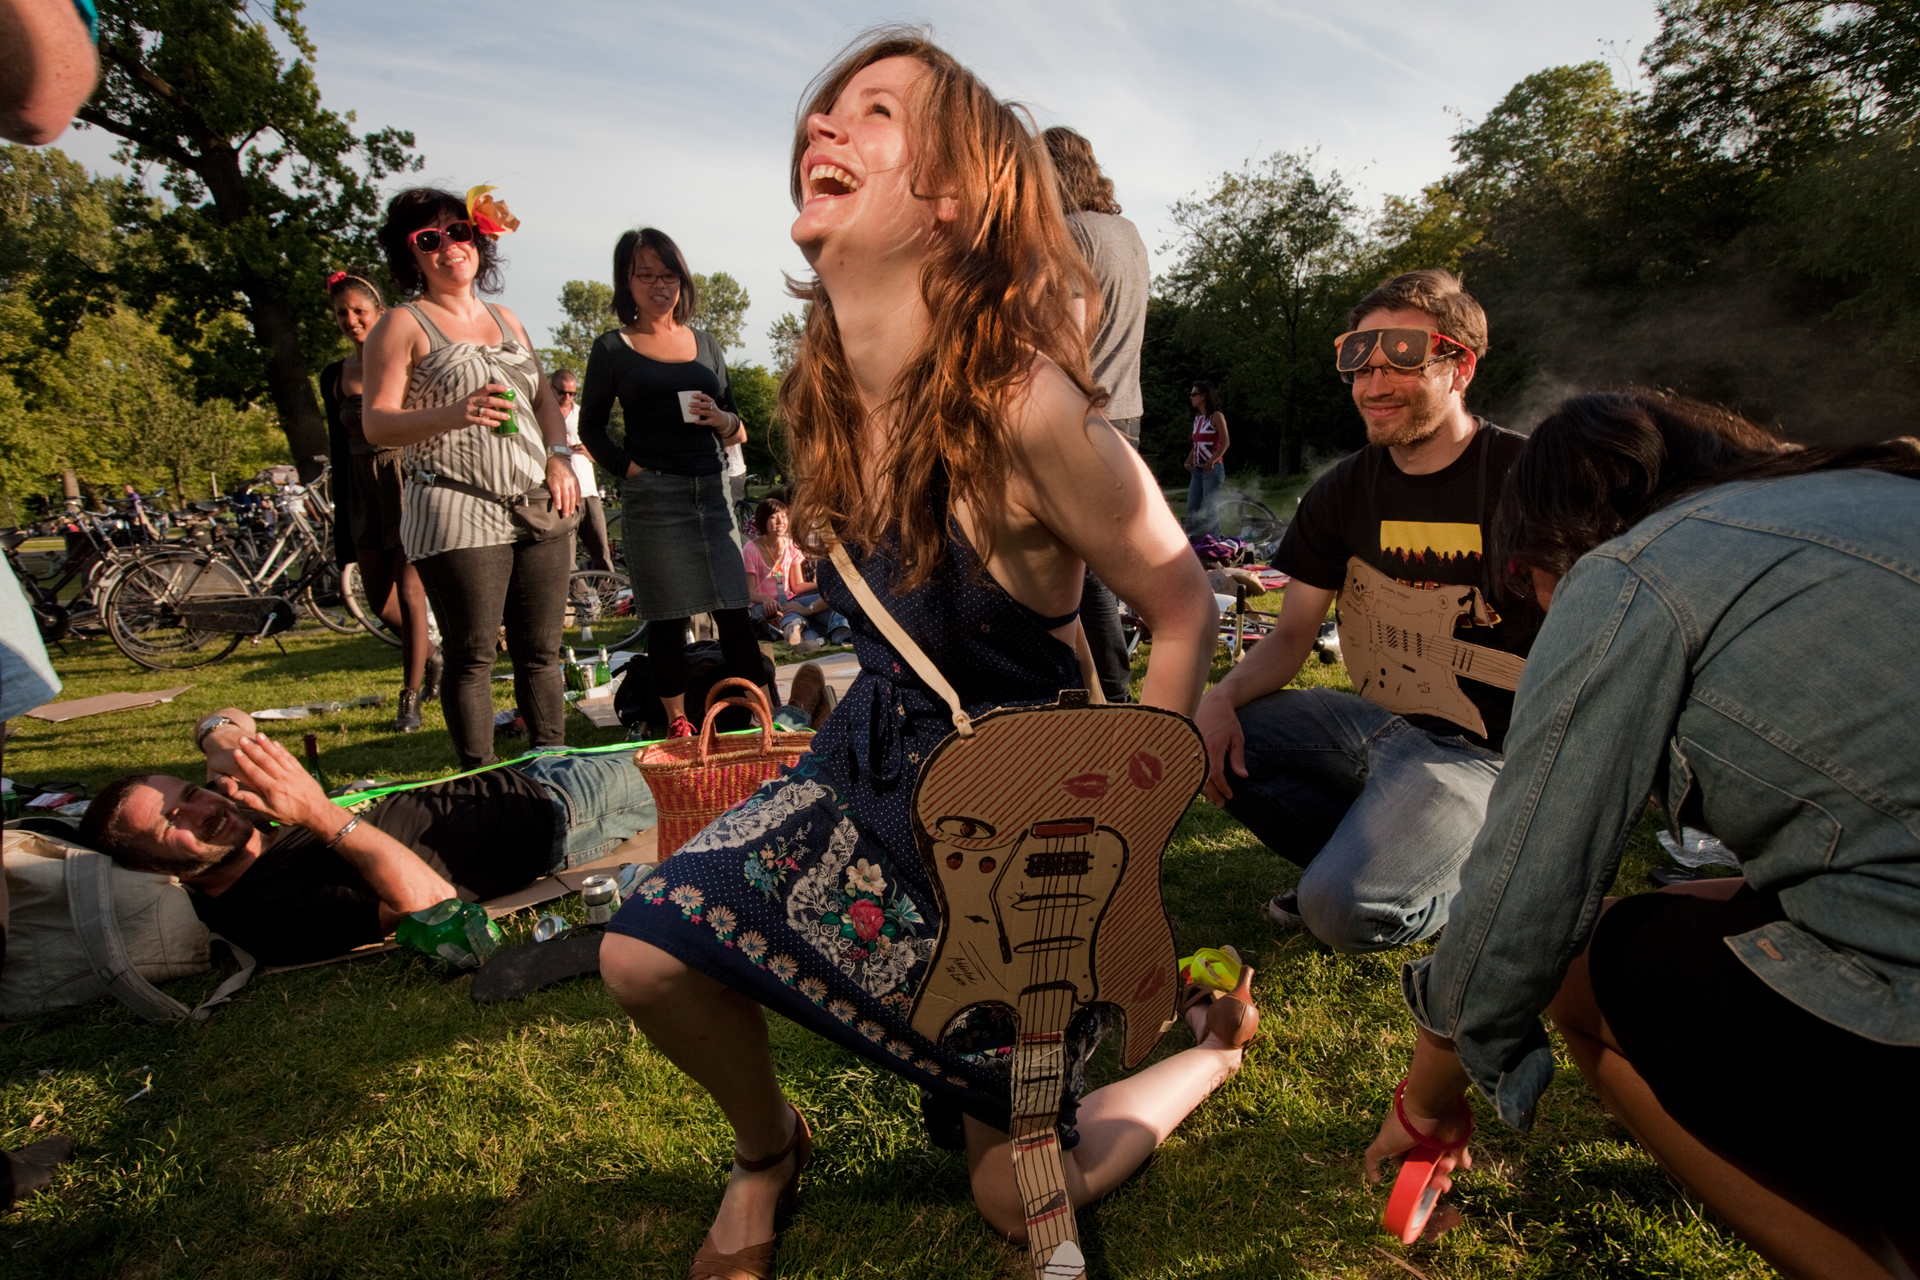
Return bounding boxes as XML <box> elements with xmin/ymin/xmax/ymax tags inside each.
<box><xmin>1335</xmin><ymin>556</ymin><xmax>1525</xmax><ymax>738</ymax></box>
<box><xmin>909</xmin><ymin>691</ymin><xmax>1206</xmax><ymax>1280</ymax></box>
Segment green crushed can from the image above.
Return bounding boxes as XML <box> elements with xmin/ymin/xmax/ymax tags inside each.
<box><xmin>491</xmin><ymin>387</ymin><xmax>519</xmax><ymax>435</ymax></box>
<box><xmin>395</xmin><ymin>899</ymin><xmax>505</xmax><ymax>969</ymax></box>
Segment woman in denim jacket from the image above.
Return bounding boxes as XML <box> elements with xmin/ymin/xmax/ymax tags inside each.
<box><xmin>1367</xmin><ymin>391</ymin><xmax>1920</xmax><ymax>1279</ymax></box>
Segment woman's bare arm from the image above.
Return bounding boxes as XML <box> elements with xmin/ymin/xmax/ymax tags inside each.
<box><xmin>995</xmin><ymin>365</ymin><xmax>1217</xmax><ymax>716</ymax></box>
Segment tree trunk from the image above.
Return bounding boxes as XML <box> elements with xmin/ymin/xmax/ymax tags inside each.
<box><xmin>245</xmin><ymin>283</ymin><xmax>328</xmax><ymax>478</ymax></box>
<box><xmin>190</xmin><ymin>144</ymin><xmax>327</xmax><ymax>482</ymax></box>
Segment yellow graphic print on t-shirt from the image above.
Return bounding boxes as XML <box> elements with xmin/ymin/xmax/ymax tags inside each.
<box><xmin>1378</xmin><ymin>520</ymin><xmax>1482</xmax><ymax>562</ymax></box>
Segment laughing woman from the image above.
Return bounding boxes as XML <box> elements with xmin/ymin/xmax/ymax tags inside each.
<box><xmin>599</xmin><ymin>30</ymin><xmax>1253</xmax><ymax>1280</ymax></box>
<box><xmin>361</xmin><ymin>187</ymin><xmax>580</xmax><ymax>769</ymax></box>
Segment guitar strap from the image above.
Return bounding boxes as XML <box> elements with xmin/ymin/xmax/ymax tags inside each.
<box><xmin>826</xmin><ymin>542</ymin><xmax>1108</xmax><ymax>743</ymax></box>
<box><xmin>1474</xmin><ymin>421</ymin><xmax>1494</xmax><ymax>614</ymax></box>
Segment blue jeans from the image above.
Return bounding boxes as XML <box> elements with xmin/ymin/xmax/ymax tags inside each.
<box><xmin>751</xmin><ymin>591</ymin><xmax>848</xmax><ymax>639</ymax></box>
<box><xmin>1223</xmin><ymin>688</ymin><xmax>1500</xmax><ymax>953</ymax></box>
<box><xmin>516</xmin><ymin>750</ymin><xmax>659</xmax><ymax>871</ymax></box>
<box><xmin>1186</xmin><ymin>461</ymin><xmax>1225</xmax><ymax>534</ymax></box>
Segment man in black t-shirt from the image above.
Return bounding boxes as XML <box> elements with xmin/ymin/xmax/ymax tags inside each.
<box><xmin>1195</xmin><ymin>270</ymin><xmax>1541</xmax><ymax>953</ymax></box>
<box><xmin>78</xmin><ymin>707</ymin><xmax>656</xmax><ymax>965</ymax></box>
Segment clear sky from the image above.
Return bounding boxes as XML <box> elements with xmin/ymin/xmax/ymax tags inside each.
<box><xmin>56</xmin><ymin>1</ymin><xmax>1661</xmax><ymax>371</ymax></box>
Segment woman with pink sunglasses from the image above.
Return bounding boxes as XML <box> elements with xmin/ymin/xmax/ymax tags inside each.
<box><xmin>362</xmin><ymin>187</ymin><xmax>581</xmax><ymax>769</ymax></box>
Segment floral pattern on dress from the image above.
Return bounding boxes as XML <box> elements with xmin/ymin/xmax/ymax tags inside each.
<box><xmin>785</xmin><ymin>815</ymin><xmax>934</xmax><ymax>996</ymax></box>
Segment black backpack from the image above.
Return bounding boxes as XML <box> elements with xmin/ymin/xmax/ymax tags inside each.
<box><xmin>614</xmin><ymin>640</ymin><xmax>778</xmax><ymax>737</ymax></box>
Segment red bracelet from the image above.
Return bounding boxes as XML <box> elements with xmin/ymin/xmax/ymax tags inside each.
<box><xmin>1392</xmin><ymin>1077</ymin><xmax>1474</xmax><ymax>1151</ymax></box>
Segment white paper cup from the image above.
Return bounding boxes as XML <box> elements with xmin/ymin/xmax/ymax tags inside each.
<box><xmin>677</xmin><ymin>390</ymin><xmax>702</xmax><ymax>423</ymax></box>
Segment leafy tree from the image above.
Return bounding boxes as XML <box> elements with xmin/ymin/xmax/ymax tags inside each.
<box><xmin>1450</xmin><ymin>63</ymin><xmax>1629</xmax><ymax>210</ymax></box>
<box><xmin>1161</xmin><ymin>151</ymin><xmax>1364</xmax><ymax>474</ymax></box>
<box><xmin>547</xmin><ymin>278</ymin><xmax>613</xmax><ymax>377</ymax></box>
<box><xmin>29</xmin><ymin>308</ymin><xmax>284</xmax><ymax>500</ymax></box>
<box><xmin>0</xmin><ymin>144</ymin><xmax>122</xmax><ymax>378</ymax></box>
<box><xmin>1645</xmin><ymin>0</ymin><xmax>1920</xmax><ymax>164</ymax></box>
<box><xmin>729</xmin><ymin>362</ymin><xmax>781</xmax><ymax>477</ymax></box>
<box><xmin>767</xmin><ymin>309</ymin><xmax>804</xmax><ymax>377</ymax></box>
<box><xmin>78</xmin><ymin>0</ymin><xmax>421</xmax><ymax>475</ymax></box>
<box><xmin>691</xmin><ymin>270</ymin><xmax>749</xmax><ymax>350</ymax></box>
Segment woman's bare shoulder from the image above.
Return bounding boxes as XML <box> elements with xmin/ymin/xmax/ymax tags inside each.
<box><xmin>1006</xmin><ymin>354</ymin><xmax>1098</xmax><ymax>445</ymax></box>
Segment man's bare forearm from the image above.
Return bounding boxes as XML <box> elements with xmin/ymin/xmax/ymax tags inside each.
<box><xmin>1207</xmin><ymin>585</ymin><xmax>1331</xmax><ymax>709</ymax></box>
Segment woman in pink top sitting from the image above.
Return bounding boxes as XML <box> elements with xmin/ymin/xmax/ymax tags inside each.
<box><xmin>742</xmin><ymin>497</ymin><xmax>850</xmax><ymax>651</ymax></box>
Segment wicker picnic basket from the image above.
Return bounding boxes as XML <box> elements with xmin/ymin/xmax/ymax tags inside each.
<box><xmin>634</xmin><ymin>678</ymin><xmax>813</xmax><ymax>858</ymax></box>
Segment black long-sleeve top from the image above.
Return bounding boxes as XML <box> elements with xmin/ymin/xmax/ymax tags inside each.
<box><xmin>576</xmin><ymin>327</ymin><xmax>737</xmax><ymax>477</ymax></box>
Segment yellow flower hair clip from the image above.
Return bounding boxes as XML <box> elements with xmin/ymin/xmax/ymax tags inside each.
<box><xmin>465</xmin><ymin>184</ymin><xmax>520</xmax><ymax>238</ymax></box>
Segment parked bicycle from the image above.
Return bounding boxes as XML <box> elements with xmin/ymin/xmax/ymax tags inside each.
<box><xmin>100</xmin><ymin>464</ymin><xmax>343</xmax><ymax>669</ymax></box>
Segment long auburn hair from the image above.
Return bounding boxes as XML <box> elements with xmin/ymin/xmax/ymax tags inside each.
<box><xmin>1499</xmin><ymin>389</ymin><xmax>1920</xmax><ymax>598</ymax></box>
<box><xmin>780</xmin><ymin>28</ymin><xmax>1103</xmax><ymax>588</ymax></box>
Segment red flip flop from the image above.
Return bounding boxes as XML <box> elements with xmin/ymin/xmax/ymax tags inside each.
<box><xmin>1382</xmin><ymin>1079</ymin><xmax>1474</xmax><ymax>1244</ymax></box>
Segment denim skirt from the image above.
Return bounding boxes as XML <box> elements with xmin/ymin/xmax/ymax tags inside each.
<box><xmin>619</xmin><ymin>469</ymin><xmax>751</xmax><ymax>620</ymax></box>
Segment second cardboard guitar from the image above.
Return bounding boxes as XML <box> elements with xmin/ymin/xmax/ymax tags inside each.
<box><xmin>1336</xmin><ymin>556</ymin><xmax>1526</xmax><ymax>738</ymax></box>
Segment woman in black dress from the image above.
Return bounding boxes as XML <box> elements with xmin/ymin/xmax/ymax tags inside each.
<box><xmin>600</xmin><ymin>32</ymin><xmax>1254</xmax><ymax>1279</ymax></box>
<box><xmin>319</xmin><ymin>271</ymin><xmax>436</xmax><ymax>731</ymax></box>
<box><xmin>577</xmin><ymin>228</ymin><xmax>770</xmax><ymax>737</ymax></box>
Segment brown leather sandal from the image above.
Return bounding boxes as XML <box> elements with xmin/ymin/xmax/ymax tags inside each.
<box><xmin>687</xmin><ymin>1103</ymin><xmax>814</xmax><ymax>1280</ymax></box>
<box><xmin>1179</xmin><ymin>962</ymin><xmax>1260</xmax><ymax>1050</ymax></box>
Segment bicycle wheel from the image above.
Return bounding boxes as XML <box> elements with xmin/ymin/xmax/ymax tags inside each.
<box><xmin>1215</xmin><ymin>498</ymin><xmax>1286</xmax><ymax>559</ymax></box>
<box><xmin>103</xmin><ymin>549</ymin><xmax>246</xmax><ymax>670</ymax></box>
<box><xmin>340</xmin><ymin>561</ymin><xmax>401</xmax><ymax>646</ymax></box>
<box><xmin>301</xmin><ymin>561</ymin><xmax>362</xmax><ymax>634</ymax></box>
<box><xmin>564</xmin><ymin>569</ymin><xmax>645</xmax><ymax>652</ymax></box>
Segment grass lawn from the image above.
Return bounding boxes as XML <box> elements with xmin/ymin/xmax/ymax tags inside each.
<box><xmin>1</xmin><ymin>602</ymin><xmax>1767</xmax><ymax>1278</ymax></box>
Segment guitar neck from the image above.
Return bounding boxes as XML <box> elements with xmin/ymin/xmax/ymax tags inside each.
<box><xmin>1010</xmin><ymin>996</ymin><xmax>1087</xmax><ymax>1279</ymax></box>
<box><xmin>1366</xmin><ymin>618</ymin><xmax>1526</xmax><ymax>692</ymax></box>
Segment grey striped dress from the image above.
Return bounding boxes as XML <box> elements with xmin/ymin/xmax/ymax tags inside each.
<box><xmin>397</xmin><ymin>301</ymin><xmax>548</xmax><ymax>560</ymax></box>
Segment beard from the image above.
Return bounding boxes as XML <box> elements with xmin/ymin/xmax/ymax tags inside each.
<box><xmin>144</xmin><ymin>801</ymin><xmax>255</xmax><ymax>878</ymax></box>
<box><xmin>1362</xmin><ymin>390</ymin><xmax>1448</xmax><ymax>449</ymax></box>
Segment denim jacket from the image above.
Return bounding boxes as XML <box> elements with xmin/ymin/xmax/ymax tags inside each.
<box><xmin>1404</xmin><ymin>471</ymin><xmax>1920</xmax><ymax>1130</ymax></box>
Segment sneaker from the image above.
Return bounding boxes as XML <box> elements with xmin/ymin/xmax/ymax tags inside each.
<box><xmin>395</xmin><ymin>687</ymin><xmax>422</xmax><ymax>733</ymax></box>
<box><xmin>828</xmin><ymin>625</ymin><xmax>852</xmax><ymax>645</ymax></box>
<box><xmin>667</xmin><ymin>715</ymin><xmax>697</xmax><ymax>739</ymax></box>
<box><xmin>1264</xmin><ymin>889</ymin><xmax>1305</xmax><ymax>929</ymax></box>
<box><xmin>783</xmin><ymin>621</ymin><xmax>804</xmax><ymax>647</ymax></box>
<box><xmin>796</xmin><ymin>633</ymin><xmax>824</xmax><ymax>654</ymax></box>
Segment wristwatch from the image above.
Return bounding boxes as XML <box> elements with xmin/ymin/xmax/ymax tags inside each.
<box><xmin>545</xmin><ymin>444</ymin><xmax>575</xmax><ymax>459</ymax></box>
<box><xmin>194</xmin><ymin>714</ymin><xmax>236</xmax><ymax>750</ymax></box>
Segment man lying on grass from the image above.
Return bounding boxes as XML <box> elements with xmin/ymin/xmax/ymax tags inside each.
<box><xmin>76</xmin><ymin>707</ymin><xmax>655</xmax><ymax>965</ymax></box>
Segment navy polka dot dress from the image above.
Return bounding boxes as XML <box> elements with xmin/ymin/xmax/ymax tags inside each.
<box><xmin>608</xmin><ymin>510</ymin><xmax>1101</xmax><ymax>1134</ymax></box>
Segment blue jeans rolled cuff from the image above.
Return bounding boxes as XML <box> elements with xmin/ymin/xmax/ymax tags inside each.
<box><xmin>517</xmin><ymin>750</ymin><xmax>659</xmax><ymax>871</ymax></box>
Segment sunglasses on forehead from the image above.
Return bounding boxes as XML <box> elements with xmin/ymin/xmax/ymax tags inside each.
<box><xmin>406</xmin><ymin>221</ymin><xmax>476</xmax><ymax>253</ymax></box>
<box><xmin>1333</xmin><ymin>327</ymin><xmax>1473</xmax><ymax>383</ymax></box>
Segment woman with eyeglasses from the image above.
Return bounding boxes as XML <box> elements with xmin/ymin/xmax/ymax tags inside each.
<box><xmin>320</xmin><ymin>270</ymin><xmax>440</xmax><ymax>732</ymax></box>
<box><xmin>576</xmin><ymin>227</ymin><xmax>769</xmax><ymax>737</ymax></box>
<box><xmin>1185</xmin><ymin>380</ymin><xmax>1229</xmax><ymax>535</ymax></box>
<box><xmin>361</xmin><ymin>186</ymin><xmax>581</xmax><ymax>769</ymax></box>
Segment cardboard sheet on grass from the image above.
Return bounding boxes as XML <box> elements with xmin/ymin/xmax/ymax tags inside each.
<box><xmin>24</xmin><ymin>686</ymin><xmax>192</xmax><ymax>722</ymax></box>
<box><xmin>260</xmin><ymin>826</ymin><xmax>658</xmax><ymax>974</ymax></box>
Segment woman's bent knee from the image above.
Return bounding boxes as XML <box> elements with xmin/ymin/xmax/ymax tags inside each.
<box><xmin>600</xmin><ymin>933</ymin><xmax>698</xmax><ymax>1012</ymax></box>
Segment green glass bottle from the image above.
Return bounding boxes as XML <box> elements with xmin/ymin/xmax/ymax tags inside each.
<box><xmin>395</xmin><ymin>899</ymin><xmax>505</xmax><ymax>969</ymax></box>
<box><xmin>491</xmin><ymin>387</ymin><xmax>519</xmax><ymax>435</ymax></box>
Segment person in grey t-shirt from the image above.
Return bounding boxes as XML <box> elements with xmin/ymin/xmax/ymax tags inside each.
<box><xmin>1044</xmin><ymin>126</ymin><xmax>1149</xmax><ymax>446</ymax></box>
<box><xmin>1045</xmin><ymin>126</ymin><xmax>1151</xmax><ymax>701</ymax></box>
